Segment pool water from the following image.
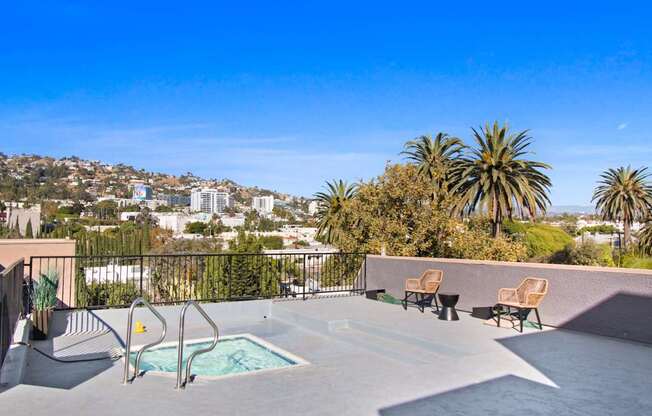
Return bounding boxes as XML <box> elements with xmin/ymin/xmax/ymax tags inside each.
<box><xmin>131</xmin><ymin>336</ymin><xmax>299</xmax><ymax>377</ymax></box>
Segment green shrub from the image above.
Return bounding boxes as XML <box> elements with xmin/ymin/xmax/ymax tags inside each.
<box><xmin>550</xmin><ymin>241</ymin><xmax>614</xmax><ymax>267</ymax></box>
<box><xmin>619</xmin><ymin>254</ymin><xmax>652</xmax><ymax>270</ymax></box>
<box><xmin>33</xmin><ymin>269</ymin><xmax>59</xmax><ymax>310</ymax></box>
<box><xmin>503</xmin><ymin>221</ymin><xmax>573</xmax><ymax>259</ymax></box>
<box><xmin>82</xmin><ymin>282</ymin><xmax>141</xmax><ymax>307</ymax></box>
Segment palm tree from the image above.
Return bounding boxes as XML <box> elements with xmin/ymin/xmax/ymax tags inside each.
<box><xmin>401</xmin><ymin>133</ymin><xmax>465</xmax><ymax>201</ymax></box>
<box><xmin>314</xmin><ymin>180</ymin><xmax>357</xmax><ymax>245</ymax></box>
<box><xmin>450</xmin><ymin>121</ymin><xmax>552</xmax><ymax>238</ymax></box>
<box><xmin>637</xmin><ymin>221</ymin><xmax>652</xmax><ymax>255</ymax></box>
<box><xmin>592</xmin><ymin>166</ymin><xmax>652</xmax><ymax>249</ymax></box>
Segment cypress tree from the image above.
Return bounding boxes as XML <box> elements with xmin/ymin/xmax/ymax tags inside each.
<box><xmin>25</xmin><ymin>219</ymin><xmax>34</xmax><ymax>238</ymax></box>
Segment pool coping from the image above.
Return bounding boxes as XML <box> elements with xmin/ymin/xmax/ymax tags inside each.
<box><xmin>124</xmin><ymin>333</ymin><xmax>310</xmax><ymax>383</ymax></box>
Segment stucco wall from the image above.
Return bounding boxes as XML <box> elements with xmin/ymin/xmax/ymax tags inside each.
<box><xmin>365</xmin><ymin>255</ymin><xmax>652</xmax><ymax>343</ymax></box>
<box><xmin>0</xmin><ymin>239</ymin><xmax>76</xmax><ymax>307</ymax></box>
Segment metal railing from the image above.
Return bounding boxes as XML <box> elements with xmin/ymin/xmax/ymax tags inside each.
<box><xmin>123</xmin><ymin>297</ymin><xmax>168</xmax><ymax>384</ymax></box>
<box><xmin>28</xmin><ymin>252</ymin><xmax>366</xmax><ymax>310</ymax></box>
<box><xmin>176</xmin><ymin>300</ymin><xmax>219</xmax><ymax>389</ymax></box>
<box><xmin>1</xmin><ymin>259</ymin><xmax>28</xmax><ymax>368</ymax></box>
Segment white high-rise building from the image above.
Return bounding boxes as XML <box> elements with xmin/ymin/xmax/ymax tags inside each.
<box><xmin>191</xmin><ymin>188</ymin><xmax>232</xmax><ymax>214</ymax></box>
<box><xmin>308</xmin><ymin>200</ymin><xmax>320</xmax><ymax>215</ymax></box>
<box><xmin>252</xmin><ymin>196</ymin><xmax>274</xmax><ymax>214</ymax></box>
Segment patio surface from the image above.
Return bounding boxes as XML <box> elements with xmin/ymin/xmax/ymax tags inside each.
<box><xmin>1</xmin><ymin>296</ymin><xmax>651</xmax><ymax>415</ymax></box>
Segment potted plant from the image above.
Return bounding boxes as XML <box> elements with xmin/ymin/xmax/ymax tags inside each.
<box><xmin>32</xmin><ymin>269</ymin><xmax>59</xmax><ymax>340</ymax></box>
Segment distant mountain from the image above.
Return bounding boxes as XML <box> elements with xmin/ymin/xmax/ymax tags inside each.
<box><xmin>548</xmin><ymin>205</ymin><xmax>595</xmax><ymax>214</ymax></box>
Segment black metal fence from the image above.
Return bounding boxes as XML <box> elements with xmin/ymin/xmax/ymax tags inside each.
<box><xmin>28</xmin><ymin>252</ymin><xmax>367</xmax><ymax>310</ymax></box>
<box><xmin>1</xmin><ymin>259</ymin><xmax>28</xmax><ymax>367</ymax></box>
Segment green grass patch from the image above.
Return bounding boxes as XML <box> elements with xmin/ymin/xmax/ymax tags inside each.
<box><xmin>620</xmin><ymin>255</ymin><xmax>652</xmax><ymax>270</ymax></box>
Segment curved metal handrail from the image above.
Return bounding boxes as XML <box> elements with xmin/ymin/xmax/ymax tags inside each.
<box><xmin>176</xmin><ymin>300</ymin><xmax>220</xmax><ymax>389</ymax></box>
<box><xmin>122</xmin><ymin>297</ymin><xmax>168</xmax><ymax>384</ymax></box>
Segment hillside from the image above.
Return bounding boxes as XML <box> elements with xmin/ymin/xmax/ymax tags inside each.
<box><xmin>0</xmin><ymin>152</ymin><xmax>306</xmax><ymax>206</ymax></box>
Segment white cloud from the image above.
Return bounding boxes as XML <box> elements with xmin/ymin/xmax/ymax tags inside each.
<box><xmin>617</xmin><ymin>122</ymin><xmax>628</xmax><ymax>130</ymax></box>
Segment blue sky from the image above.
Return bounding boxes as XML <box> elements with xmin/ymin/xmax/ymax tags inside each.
<box><xmin>1</xmin><ymin>2</ymin><xmax>651</xmax><ymax>204</ymax></box>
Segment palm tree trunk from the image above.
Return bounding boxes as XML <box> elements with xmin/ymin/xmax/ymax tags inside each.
<box><xmin>623</xmin><ymin>221</ymin><xmax>631</xmax><ymax>250</ymax></box>
<box><xmin>491</xmin><ymin>192</ymin><xmax>500</xmax><ymax>238</ymax></box>
<box><xmin>492</xmin><ymin>220</ymin><xmax>501</xmax><ymax>238</ymax></box>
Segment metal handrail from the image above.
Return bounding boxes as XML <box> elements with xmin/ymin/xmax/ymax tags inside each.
<box><xmin>122</xmin><ymin>297</ymin><xmax>167</xmax><ymax>384</ymax></box>
<box><xmin>176</xmin><ymin>300</ymin><xmax>219</xmax><ymax>389</ymax></box>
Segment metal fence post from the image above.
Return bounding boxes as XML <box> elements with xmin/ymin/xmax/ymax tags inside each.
<box><xmin>363</xmin><ymin>253</ymin><xmax>367</xmax><ymax>294</ymax></box>
<box><xmin>139</xmin><ymin>255</ymin><xmax>144</xmax><ymax>297</ymax></box>
<box><xmin>302</xmin><ymin>254</ymin><xmax>306</xmax><ymax>301</ymax></box>
<box><xmin>228</xmin><ymin>255</ymin><xmax>232</xmax><ymax>301</ymax></box>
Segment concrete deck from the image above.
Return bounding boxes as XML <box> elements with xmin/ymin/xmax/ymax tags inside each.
<box><xmin>1</xmin><ymin>296</ymin><xmax>651</xmax><ymax>415</ymax></box>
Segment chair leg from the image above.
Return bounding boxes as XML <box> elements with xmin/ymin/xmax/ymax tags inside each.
<box><xmin>433</xmin><ymin>295</ymin><xmax>439</xmax><ymax>312</ymax></box>
<box><xmin>497</xmin><ymin>306</ymin><xmax>501</xmax><ymax>327</ymax></box>
<box><xmin>419</xmin><ymin>293</ymin><xmax>424</xmax><ymax>313</ymax></box>
<box><xmin>403</xmin><ymin>291</ymin><xmax>408</xmax><ymax>310</ymax></box>
<box><xmin>519</xmin><ymin>309</ymin><xmax>524</xmax><ymax>333</ymax></box>
<box><xmin>534</xmin><ymin>308</ymin><xmax>542</xmax><ymax>330</ymax></box>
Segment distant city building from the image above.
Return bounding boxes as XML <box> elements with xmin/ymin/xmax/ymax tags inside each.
<box><xmin>191</xmin><ymin>188</ymin><xmax>232</xmax><ymax>214</ymax></box>
<box><xmin>132</xmin><ymin>183</ymin><xmax>153</xmax><ymax>201</ymax></box>
<box><xmin>219</xmin><ymin>214</ymin><xmax>246</xmax><ymax>228</ymax></box>
<box><xmin>308</xmin><ymin>200</ymin><xmax>320</xmax><ymax>215</ymax></box>
<box><xmin>252</xmin><ymin>196</ymin><xmax>274</xmax><ymax>214</ymax></box>
<box><xmin>160</xmin><ymin>194</ymin><xmax>191</xmax><ymax>207</ymax></box>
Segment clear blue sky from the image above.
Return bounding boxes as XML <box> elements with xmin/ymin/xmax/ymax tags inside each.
<box><xmin>1</xmin><ymin>1</ymin><xmax>651</xmax><ymax>204</ymax></box>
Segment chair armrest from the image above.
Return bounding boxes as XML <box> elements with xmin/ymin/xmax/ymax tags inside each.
<box><xmin>498</xmin><ymin>288</ymin><xmax>518</xmax><ymax>303</ymax></box>
<box><xmin>525</xmin><ymin>292</ymin><xmax>546</xmax><ymax>307</ymax></box>
<box><xmin>405</xmin><ymin>278</ymin><xmax>421</xmax><ymax>291</ymax></box>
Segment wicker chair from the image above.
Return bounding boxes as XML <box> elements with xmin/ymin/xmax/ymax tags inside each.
<box><xmin>402</xmin><ymin>269</ymin><xmax>443</xmax><ymax>313</ymax></box>
<box><xmin>496</xmin><ymin>277</ymin><xmax>548</xmax><ymax>332</ymax></box>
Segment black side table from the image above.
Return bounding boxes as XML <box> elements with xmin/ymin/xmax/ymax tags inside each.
<box><xmin>438</xmin><ymin>292</ymin><xmax>460</xmax><ymax>321</ymax></box>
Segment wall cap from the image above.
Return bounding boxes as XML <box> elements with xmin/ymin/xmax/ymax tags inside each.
<box><xmin>0</xmin><ymin>239</ymin><xmax>73</xmax><ymax>245</ymax></box>
<box><xmin>368</xmin><ymin>254</ymin><xmax>652</xmax><ymax>276</ymax></box>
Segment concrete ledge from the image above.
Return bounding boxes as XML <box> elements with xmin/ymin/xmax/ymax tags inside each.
<box><xmin>0</xmin><ymin>319</ymin><xmax>31</xmax><ymax>388</ymax></box>
<box><xmin>368</xmin><ymin>254</ymin><xmax>652</xmax><ymax>276</ymax></box>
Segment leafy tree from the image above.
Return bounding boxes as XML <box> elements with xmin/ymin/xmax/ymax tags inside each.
<box><xmin>334</xmin><ymin>164</ymin><xmax>527</xmax><ymax>261</ymax></box>
<box><xmin>258</xmin><ymin>235</ymin><xmax>284</xmax><ymax>249</ymax></box>
<box><xmin>450</xmin><ymin>122</ymin><xmax>552</xmax><ymax>237</ymax></box>
<box><xmin>314</xmin><ymin>179</ymin><xmax>357</xmax><ymax>245</ymax></box>
<box><xmin>579</xmin><ymin>224</ymin><xmax>619</xmax><ymax>235</ymax></box>
<box><xmin>272</xmin><ymin>206</ymin><xmax>295</xmax><ymax>222</ymax></box>
<box><xmin>592</xmin><ymin>166</ymin><xmax>652</xmax><ymax>249</ymax></box>
<box><xmin>155</xmin><ymin>205</ymin><xmax>174</xmax><ymax>212</ymax></box>
<box><xmin>93</xmin><ymin>200</ymin><xmax>118</xmax><ymax>220</ymax></box>
<box><xmin>185</xmin><ymin>221</ymin><xmax>208</xmax><ymax>234</ymax></box>
<box><xmin>135</xmin><ymin>207</ymin><xmax>158</xmax><ymax>227</ymax></box>
<box><xmin>401</xmin><ymin>132</ymin><xmax>465</xmax><ymax>201</ymax></box>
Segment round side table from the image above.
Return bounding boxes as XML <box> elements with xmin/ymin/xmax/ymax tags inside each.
<box><xmin>437</xmin><ymin>292</ymin><xmax>460</xmax><ymax>321</ymax></box>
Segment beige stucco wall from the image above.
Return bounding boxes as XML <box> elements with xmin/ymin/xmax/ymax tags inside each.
<box><xmin>0</xmin><ymin>239</ymin><xmax>76</xmax><ymax>307</ymax></box>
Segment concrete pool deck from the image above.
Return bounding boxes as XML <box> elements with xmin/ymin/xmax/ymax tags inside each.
<box><xmin>1</xmin><ymin>296</ymin><xmax>651</xmax><ymax>415</ymax></box>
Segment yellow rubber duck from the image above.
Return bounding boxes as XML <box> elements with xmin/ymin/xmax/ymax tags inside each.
<box><xmin>135</xmin><ymin>321</ymin><xmax>146</xmax><ymax>334</ymax></box>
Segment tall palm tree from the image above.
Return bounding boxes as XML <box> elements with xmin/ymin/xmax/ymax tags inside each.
<box><xmin>314</xmin><ymin>180</ymin><xmax>357</xmax><ymax>245</ymax></box>
<box><xmin>401</xmin><ymin>133</ymin><xmax>465</xmax><ymax>200</ymax></box>
<box><xmin>638</xmin><ymin>221</ymin><xmax>652</xmax><ymax>255</ymax></box>
<box><xmin>450</xmin><ymin>121</ymin><xmax>552</xmax><ymax>238</ymax></box>
<box><xmin>592</xmin><ymin>166</ymin><xmax>652</xmax><ymax>249</ymax></box>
